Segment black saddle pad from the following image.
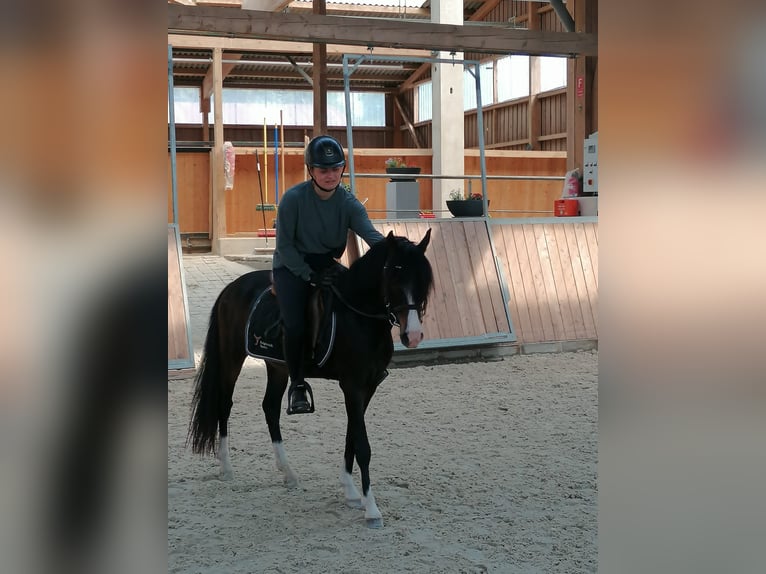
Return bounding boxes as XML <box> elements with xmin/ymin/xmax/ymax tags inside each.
<box><xmin>245</xmin><ymin>287</ymin><xmax>336</xmax><ymax>367</ymax></box>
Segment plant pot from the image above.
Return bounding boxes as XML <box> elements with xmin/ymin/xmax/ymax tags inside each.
<box><xmin>446</xmin><ymin>200</ymin><xmax>488</xmax><ymax>217</ymax></box>
<box><xmin>386</xmin><ymin>167</ymin><xmax>421</xmax><ymax>182</ymax></box>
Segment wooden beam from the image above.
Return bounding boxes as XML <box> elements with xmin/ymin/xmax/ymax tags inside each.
<box><xmin>528</xmin><ymin>2</ymin><xmax>542</xmax><ymax>150</ymax></box>
<box><xmin>290</xmin><ymin>4</ymin><xmax>430</xmax><ymax>18</ymax></box>
<box><xmin>201</xmin><ymin>52</ymin><xmax>241</xmax><ymax>99</ymax></box>
<box><xmin>168</xmin><ymin>33</ymin><xmax>432</xmax><ymax>57</ymax></box>
<box><xmin>398</xmin><ymin>63</ymin><xmax>429</xmax><ymax>94</ymax></box>
<box><xmin>468</xmin><ymin>0</ymin><xmax>503</xmax><ymax>23</ymax></box>
<box><xmin>393</xmin><ymin>95</ymin><xmax>422</xmax><ymax>149</ymax></box>
<box><xmin>566</xmin><ymin>0</ymin><xmax>597</xmax><ymax>171</ymax></box>
<box><xmin>538</xmin><ymin>132</ymin><xmax>567</xmax><ymax>141</ymax></box>
<box><xmin>211</xmin><ymin>48</ymin><xmax>226</xmax><ymax>251</ymax></box>
<box><xmin>313</xmin><ymin>0</ymin><xmax>327</xmax><ymax>136</ymax></box>
<box><xmin>179</xmin><ymin>66</ymin><xmax>401</xmax><ymax>82</ymax></box>
<box><xmin>285</xmin><ymin>55</ymin><xmax>313</xmax><ymax>86</ymax></box>
<box><xmin>167</xmin><ymin>6</ymin><xmax>597</xmax><ymax>57</ymax></box>
<box><xmin>200</xmin><ymin>88</ymin><xmax>210</xmax><ymax>140</ymax></box>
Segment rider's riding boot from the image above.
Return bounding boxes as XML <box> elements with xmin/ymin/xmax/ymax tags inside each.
<box><xmin>286</xmin><ymin>380</ymin><xmax>315</xmax><ymax>415</ymax></box>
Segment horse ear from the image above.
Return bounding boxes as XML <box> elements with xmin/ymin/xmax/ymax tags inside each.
<box><xmin>386</xmin><ymin>231</ymin><xmax>395</xmax><ymax>239</ymax></box>
<box><xmin>418</xmin><ymin>228</ymin><xmax>432</xmax><ymax>252</ymax></box>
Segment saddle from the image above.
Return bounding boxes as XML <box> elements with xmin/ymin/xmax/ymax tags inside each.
<box><xmin>245</xmin><ymin>284</ymin><xmax>336</xmax><ymax>367</ymax></box>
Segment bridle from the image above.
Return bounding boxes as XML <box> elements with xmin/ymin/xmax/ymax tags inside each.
<box><xmin>329</xmin><ymin>263</ymin><xmax>424</xmax><ymax>328</ymax></box>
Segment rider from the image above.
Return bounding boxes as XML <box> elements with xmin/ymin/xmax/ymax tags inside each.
<box><xmin>272</xmin><ymin>135</ymin><xmax>385</xmax><ymax>415</ymax></box>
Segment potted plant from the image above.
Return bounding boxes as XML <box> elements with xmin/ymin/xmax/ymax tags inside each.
<box><xmin>385</xmin><ymin>157</ymin><xmax>420</xmax><ymax>181</ymax></box>
<box><xmin>446</xmin><ymin>190</ymin><xmax>488</xmax><ymax>217</ymax></box>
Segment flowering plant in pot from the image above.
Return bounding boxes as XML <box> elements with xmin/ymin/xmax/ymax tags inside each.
<box><xmin>446</xmin><ymin>190</ymin><xmax>487</xmax><ymax>217</ymax></box>
<box><xmin>385</xmin><ymin>157</ymin><xmax>407</xmax><ymax>169</ymax></box>
<box><xmin>385</xmin><ymin>157</ymin><xmax>420</xmax><ymax>181</ymax></box>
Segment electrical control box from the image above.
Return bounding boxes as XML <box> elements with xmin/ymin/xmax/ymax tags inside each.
<box><xmin>583</xmin><ymin>132</ymin><xmax>598</xmax><ymax>194</ymax></box>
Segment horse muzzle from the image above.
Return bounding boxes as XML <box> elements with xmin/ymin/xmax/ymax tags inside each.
<box><xmin>399</xmin><ymin>326</ymin><xmax>424</xmax><ymax>349</ymax></box>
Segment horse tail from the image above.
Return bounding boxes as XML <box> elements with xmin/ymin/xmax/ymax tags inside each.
<box><xmin>187</xmin><ymin>296</ymin><xmax>224</xmax><ymax>456</ymax></box>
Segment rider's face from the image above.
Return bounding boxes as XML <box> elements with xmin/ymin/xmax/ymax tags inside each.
<box><xmin>310</xmin><ymin>166</ymin><xmax>344</xmax><ymax>189</ymax></box>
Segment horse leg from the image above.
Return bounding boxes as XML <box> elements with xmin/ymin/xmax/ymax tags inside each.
<box><xmin>342</xmin><ymin>384</ymin><xmax>383</xmax><ymax>528</ymax></box>
<box><xmin>262</xmin><ymin>362</ymin><xmax>299</xmax><ymax>488</ymax></box>
<box><xmin>340</xmin><ymin>431</ymin><xmax>363</xmax><ymax>509</ymax></box>
<box><xmin>188</xmin><ymin>293</ymin><xmax>247</xmax><ymax>481</ymax></box>
<box><xmin>215</xmin><ymin>340</ymin><xmax>247</xmax><ymax>480</ymax></box>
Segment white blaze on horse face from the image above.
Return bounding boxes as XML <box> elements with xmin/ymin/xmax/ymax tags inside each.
<box><xmin>403</xmin><ymin>290</ymin><xmax>423</xmax><ymax>348</ymax></box>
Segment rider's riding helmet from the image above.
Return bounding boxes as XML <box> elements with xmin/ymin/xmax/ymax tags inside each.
<box><xmin>304</xmin><ymin>135</ymin><xmax>346</xmax><ymax>169</ymax></box>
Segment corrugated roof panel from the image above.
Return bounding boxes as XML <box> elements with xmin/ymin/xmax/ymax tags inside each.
<box><xmin>291</xmin><ymin>0</ymin><xmax>426</xmax><ymax>6</ymax></box>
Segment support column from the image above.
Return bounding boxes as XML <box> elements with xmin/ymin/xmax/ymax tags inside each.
<box><xmin>211</xmin><ymin>47</ymin><xmax>226</xmax><ymax>253</ymax></box>
<box><xmin>200</xmin><ymin>93</ymin><xmax>210</xmax><ymax>142</ymax></box>
<box><xmin>312</xmin><ymin>0</ymin><xmax>328</xmax><ymax>136</ymax></box>
<box><xmin>566</xmin><ymin>0</ymin><xmax>597</xmax><ymax>170</ymax></box>
<box><xmin>528</xmin><ymin>2</ymin><xmax>542</xmax><ymax>150</ymax></box>
<box><xmin>431</xmin><ymin>0</ymin><xmax>464</xmax><ymax>217</ymax></box>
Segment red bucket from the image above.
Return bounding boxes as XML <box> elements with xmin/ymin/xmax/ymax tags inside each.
<box><xmin>554</xmin><ymin>198</ymin><xmax>580</xmax><ymax>217</ymax></box>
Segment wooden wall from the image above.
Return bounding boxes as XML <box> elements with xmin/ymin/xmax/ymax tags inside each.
<box><xmin>346</xmin><ymin>218</ymin><xmax>598</xmax><ymax>347</ymax></box>
<box><xmin>167</xmin><ymin>148</ymin><xmax>567</xmax><ymax>235</ymax></box>
<box><xmin>168</xmin><ymin>226</ymin><xmax>193</xmax><ymax>369</ymax></box>
<box><xmin>173</xmin><ymin>125</ymin><xmax>395</xmax><ymax>149</ymax></box>
<box><xmin>406</xmin><ymin>87</ymin><xmax>567</xmax><ymax>152</ymax></box>
<box><xmin>358</xmin><ymin>220</ymin><xmax>513</xmax><ymax>346</ymax></box>
<box><xmin>492</xmin><ymin>220</ymin><xmax>598</xmax><ymax>344</ymax></box>
<box><xmin>167</xmin><ymin>150</ymin><xmax>209</xmax><ymax>232</ymax></box>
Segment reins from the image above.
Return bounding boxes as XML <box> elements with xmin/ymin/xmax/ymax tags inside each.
<box><xmin>330</xmin><ymin>285</ymin><xmax>400</xmax><ymax>326</ymax></box>
<box><xmin>327</xmin><ymin>246</ymin><xmax>426</xmax><ymax>328</ymax></box>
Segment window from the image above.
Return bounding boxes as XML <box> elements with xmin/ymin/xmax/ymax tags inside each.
<box><xmin>496</xmin><ymin>55</ymin><xmax>530</xmax><ymax>101</ymax></box>
<box><xmin>463</xmin><ymin>62</ymin><xmax>494</xmax><ymax>111</ymax></box>
<box><xmin>171</xmin><ymin>88</ymin><xmax>384</xmax><ymax>126</ymax></box>
<box><xmin>417</xmin><ymin>81</ymin><xmax>432</xmax><ymax>122</ymax></box>
<box><xmin>328</xmin><ymin>92</ymin><xmax>385</xmax><ymax>127</ymax></box>
<box><xmin>170</xmin><ymin>87</ymin><xmax>202</xmax><ymax>124</ymax></box>
<box><xmin>540</xmin><ymin>56</ymin><xmax>567</xmax><ymax>91</ymax></box>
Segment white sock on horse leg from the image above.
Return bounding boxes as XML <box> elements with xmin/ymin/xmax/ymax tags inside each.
<box><xmin>218</xmin><ymin>436</ymin><xmax>233</xmax><ymax>480</ymax></box>
<box><xmin>272</xmin><ymin>441</ymin><xmax>298</xmax><ymax>488</ymax></box>
<box><xmin>340</xmin><ymin>466</ymin><xmax>362</xmax><ymax>507</ymax></box>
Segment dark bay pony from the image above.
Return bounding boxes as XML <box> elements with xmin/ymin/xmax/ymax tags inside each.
<box><xmin>188</xmin><ymin>230</ymin><xmax>433</xmax><ymax>528</ymax></box>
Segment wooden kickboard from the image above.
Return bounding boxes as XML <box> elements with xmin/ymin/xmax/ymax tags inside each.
<box><xmin>168</xmin><ymin>225</ymin><xmax>195</xmax><ymax>371</ymax></box>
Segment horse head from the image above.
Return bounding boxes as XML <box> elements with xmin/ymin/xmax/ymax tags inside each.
<box><xmin>382</xmin><ymin>229</ymin><xmax>433</xmax><ymax>348</ymax></box>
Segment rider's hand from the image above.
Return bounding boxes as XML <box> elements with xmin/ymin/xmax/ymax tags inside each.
<box><xmin>309</xmin><ymin>266</ymin><xmax>341</xmax><ymax>287</ymax></box>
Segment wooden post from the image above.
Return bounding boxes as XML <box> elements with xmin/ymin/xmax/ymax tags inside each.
<box><xmin>312</xmin><ymin>0</ymin><xmax>328</xmax><ymax>136</ymax></box>
<box><xmin>280</xmin><ymin>110</ymin><xmax>286</xmax><ymax>196</ymax></box>
<box><xmin>263</xmin><ymin>121</ymin><xmax>268</xmax><ymax>203</ymax></box>
<box><xmin>566</xmin><ymin>0</ymin><xmax>597</xmax><ymax>170</ymax></box>
<box><xmin>200</xmin><ymin>88</ymin><xmax>210</xmax><ymax>142</ymax></box>
<box><xmin>528</xmin><ymin>2</ymin><xmax>542</xmax><ymax>150</ymax></box>
<box><xmin>211</xmin><ymin>47</ymin><xmax>226</xmax><ymax>253</ymax></box>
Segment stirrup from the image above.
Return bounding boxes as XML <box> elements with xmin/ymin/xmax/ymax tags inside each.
<box><xmin>287</xmin><ymin>382</ymin><xmax>315</xmax><ymax>415</ymax></box>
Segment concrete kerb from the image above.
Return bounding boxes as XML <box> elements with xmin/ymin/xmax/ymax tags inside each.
<box><xmin>390</xmin><ymin>338</ymin><xmax>598</xmax><ymax>368</ymax></box>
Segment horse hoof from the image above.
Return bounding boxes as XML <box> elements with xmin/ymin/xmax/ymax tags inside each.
<box><xmin>365</xmin><ymin>517</ymin><xmax>384</xmax><ymax>529</ymax></box>
<box><xmin>346</xmin><ymin>498</ymin><xmax>363</xmax><ymax>509</ymax></box>
<box><xmin>284</xmin><ymin>476</ymin><xmax>299</xmax><ymax>489</ymax></box>
<box><xmin>219</xmin><ymin>470</ymin><xmax>234</xmax><ymax>481</ymax></box>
